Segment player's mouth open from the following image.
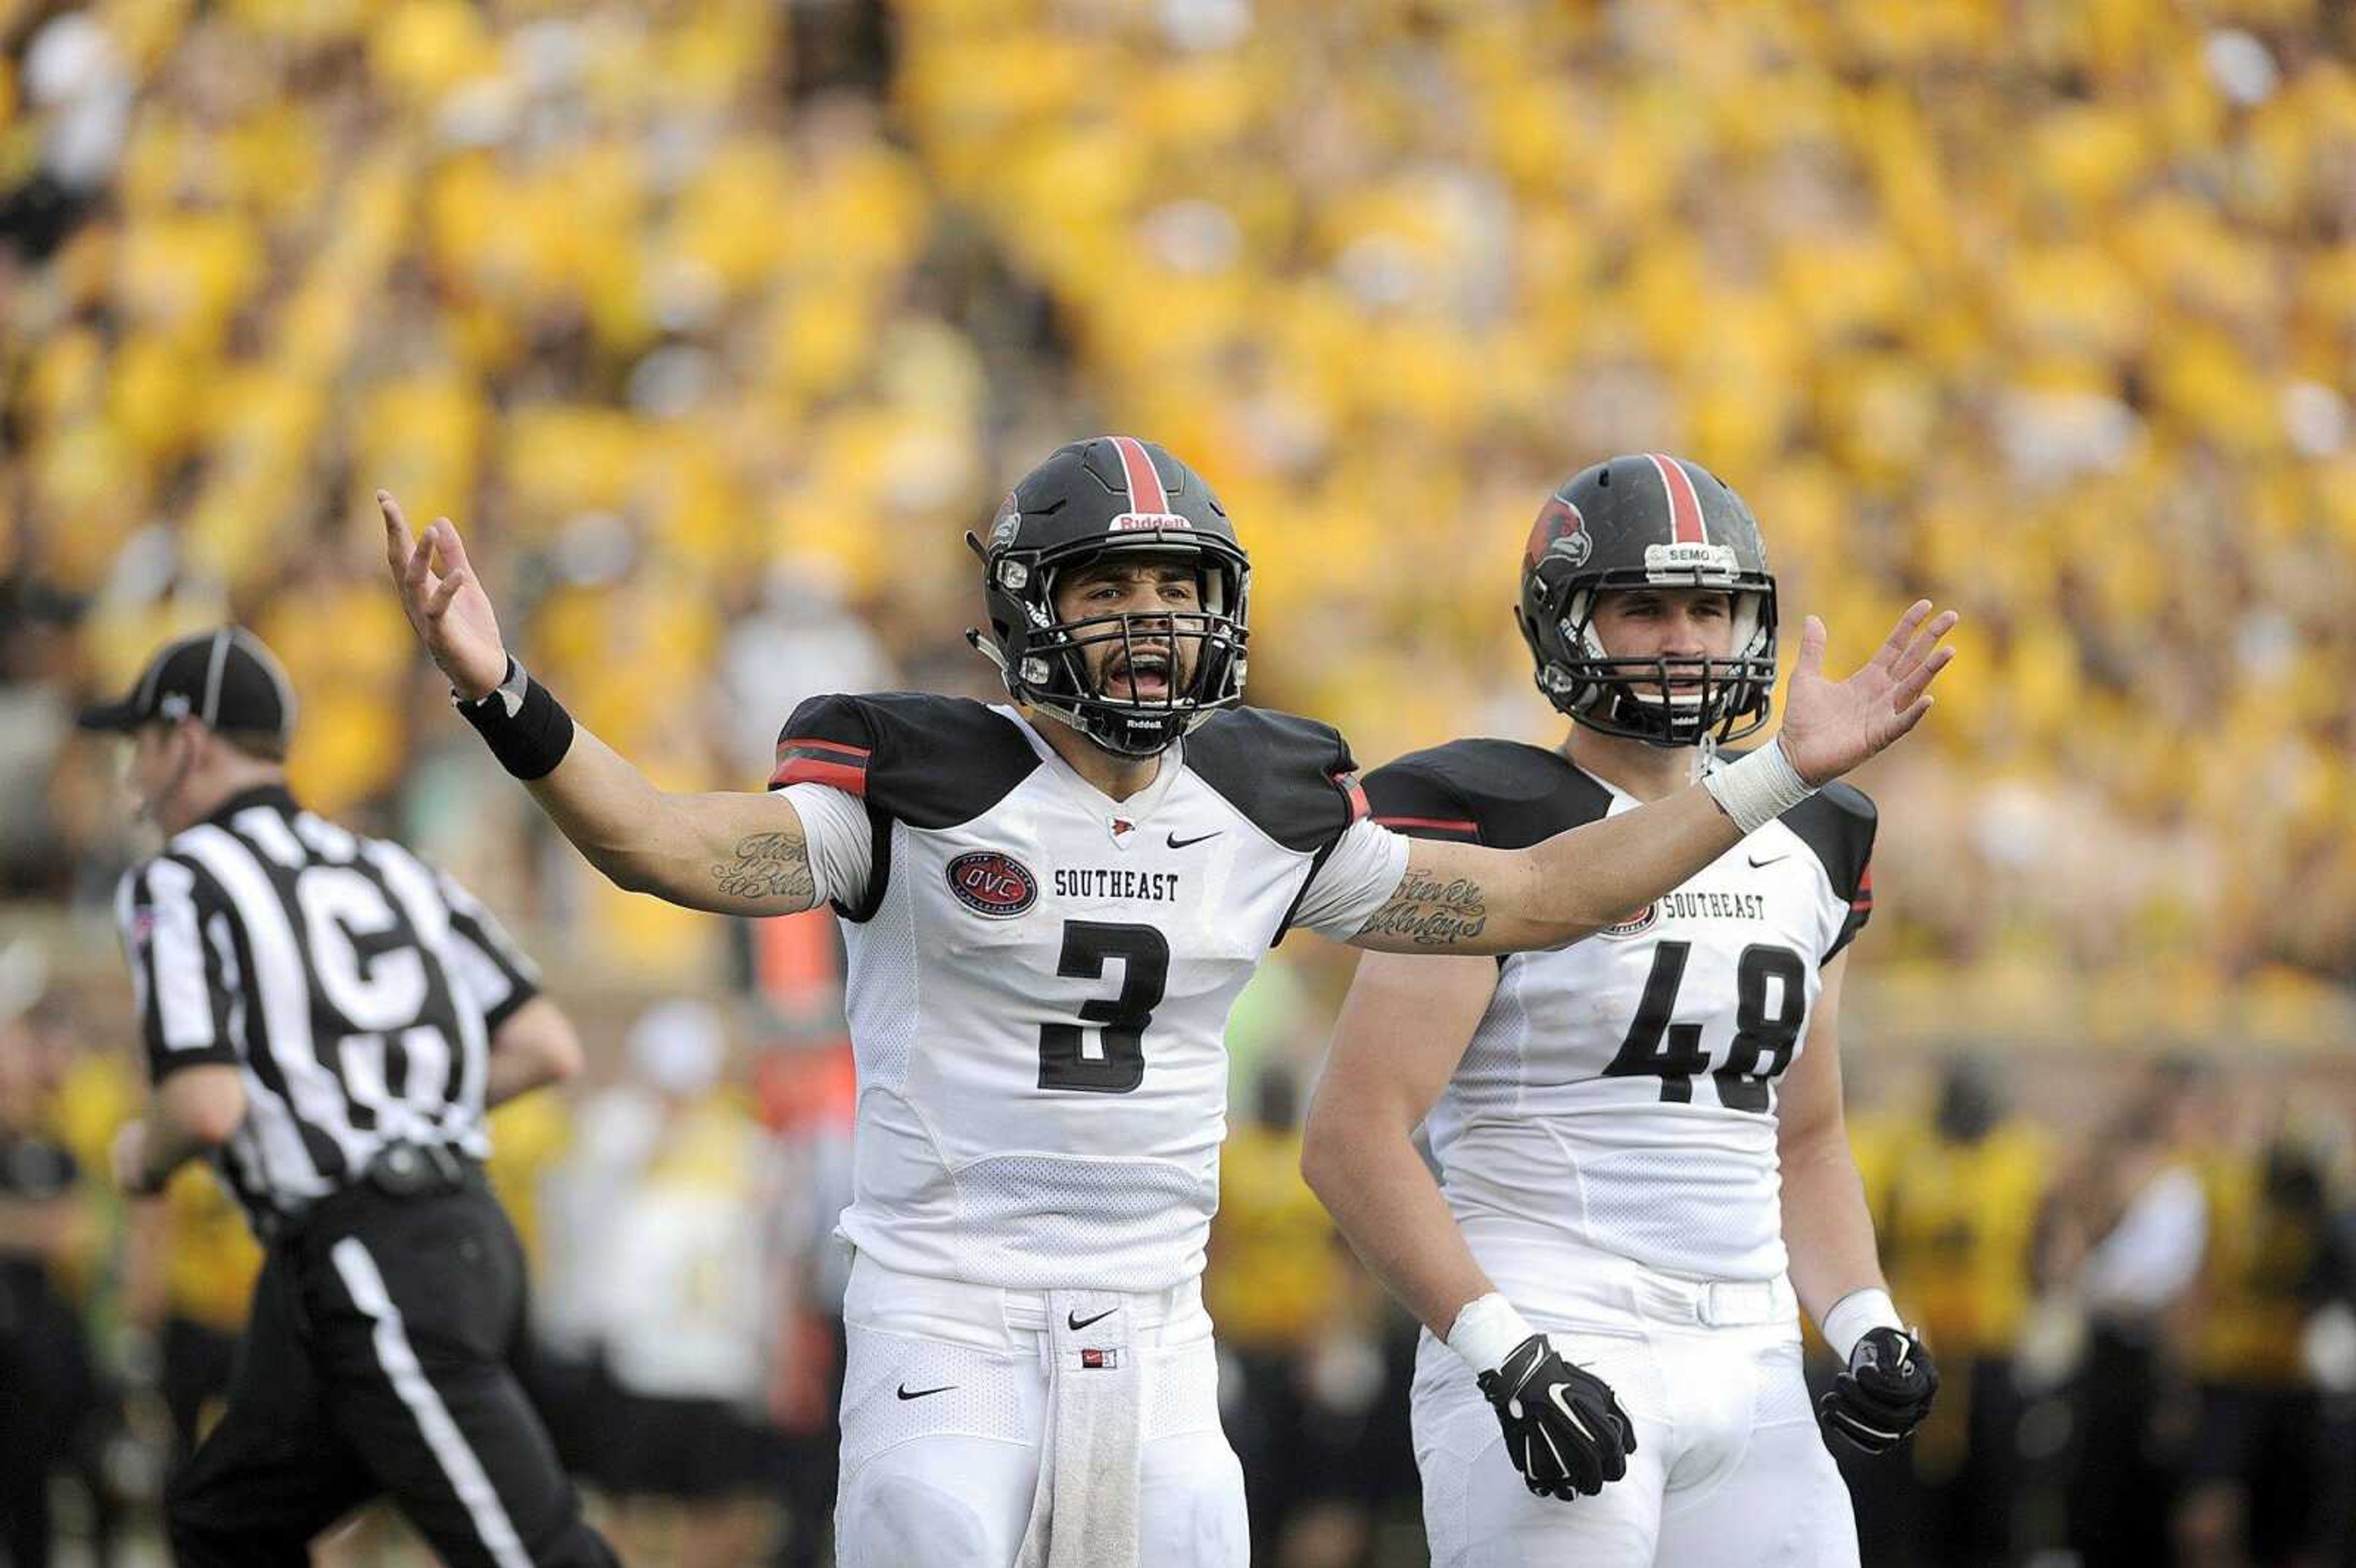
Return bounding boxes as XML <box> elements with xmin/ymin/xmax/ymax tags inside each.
<box><xmin>1108</xmin><ymin>651</ymin><xmax>1174</xmax><ymax>701</ymax></box>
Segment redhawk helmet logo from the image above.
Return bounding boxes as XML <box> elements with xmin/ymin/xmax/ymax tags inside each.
<box><xmin>1525</xmin><ymin>497</ymin><xmax>1591</xmax><ymax>570</ymax></box>
<box><xmin>988</xmin><ymin>495</ymin><xmax>1022</xmax><ymax>551</ymax></box>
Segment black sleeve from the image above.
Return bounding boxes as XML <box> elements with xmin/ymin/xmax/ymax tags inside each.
<box><xmin>1184</xmin><ymin>707</ymin><xmax>1368</xmax><ymax>855</ymax></box>
<box><xmin>1362</xmin><ymin>740</ymin><xmax>1613</xmax><ymax>851</ymax></box>
<box><xmin>1784</xmin><ymin>781</ymin><xmax>1877</xmax><ymax>963</ymax></box>
<box><xmin>434</xmin><ymin>870</ymin><xmax>543</xmax><ymax>1034</ymax></box>
<box><xmin>115</xmin><ymin>858</ymin><xmax>242</xmax><ymax>1083</ymax></box>
<box><xmin>769</xmin><ymin>692</ymin><xmax>1039</xmax><ymax>921</ymax></box>
<box><xmin>768</xmin><ymin>693</ymin><xmax>881</xmax><ymax>797</ymax></box>
<box><xmin>771</xmin><ymin>692</ymin><xmax>1037</xmax><ymax>828</ymax></box>
<box><xmin>1362</xmin><ymin>756</ymin><xmax>1484</xmax><ymax>845</ymax></box>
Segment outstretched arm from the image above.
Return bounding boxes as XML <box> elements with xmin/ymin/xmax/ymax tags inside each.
<box><xmin>1348</xmin><ymin>602</ymin><xmax>1956</xmax><ymax>955</ymax></box>
<box><xmin>381</xmin><ymin>492</ymin><xmax>825</xmax><ymax>918</ymax></box>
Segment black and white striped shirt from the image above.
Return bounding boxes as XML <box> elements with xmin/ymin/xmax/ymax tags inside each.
<box><xmin>113</xmin><ymin>785</ymin><xmax>539</xmax><ymax>1234</ymax></box>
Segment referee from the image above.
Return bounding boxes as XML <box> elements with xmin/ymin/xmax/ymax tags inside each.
<box><xmin>83</xmin><ymin>627</ymin><xmax>618</xmax><ymax>1568</ymax></box>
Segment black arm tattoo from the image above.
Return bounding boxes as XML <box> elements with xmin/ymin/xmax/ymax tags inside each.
<box><xmin>1356</xmin><ymin>866</ymin><xmax>1488</xmax><ymax>947</ymax></box>
<box><xmin>711</xmin><ymin>832</ymin><xmax>816</xmax><ymax>905</ymax></box>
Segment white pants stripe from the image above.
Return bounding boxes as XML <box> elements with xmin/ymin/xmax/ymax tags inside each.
<box><xmin>330</xmin><ymin>1237</ymin><xmax>533</xmax><ymax>1568</ymax></box>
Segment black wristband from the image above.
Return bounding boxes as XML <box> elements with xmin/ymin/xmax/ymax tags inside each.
<box><xmin>454</xmin><ymin>658</ymin><xmax>575</xmax><ymax>780</ymax></box>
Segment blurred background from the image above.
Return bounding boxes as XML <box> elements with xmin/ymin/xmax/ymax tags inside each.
<box><xmin>3</xmin><ymin>0</ymin><xmax>2355</xmax><ymax>1563</ymax></box>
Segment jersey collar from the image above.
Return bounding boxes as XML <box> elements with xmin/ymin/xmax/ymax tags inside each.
<box><xmin>201</xmin><ymin>782</ymin><xmax>300</xmax><ymax>828</ymax></box>
<box><xmin>992</xmin><ymin>705</ymin><xmax>1186</xmax><ymax>825</ymax></box>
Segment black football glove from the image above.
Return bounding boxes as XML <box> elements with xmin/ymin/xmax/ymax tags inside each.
<box><xmin>1817</xmin><ymin>1325</ymin><xmax>1939</xmax><ymax>1456</ymax></box>
<box><xmin>1476</xmin><ymin>1334</ymin><xmax>1638</xmax><ymax>1501</ymax></box>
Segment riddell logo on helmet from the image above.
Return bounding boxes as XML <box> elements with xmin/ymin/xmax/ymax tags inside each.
<box><xmin>1109</xmin><ymin>513</ymin><xmax>1193</xmax><ymax>532</ymax></box>
<box><xmin>945</xmin><ymin>851</ymin><xmax>1039</xmax><ymax>918</ymax></box>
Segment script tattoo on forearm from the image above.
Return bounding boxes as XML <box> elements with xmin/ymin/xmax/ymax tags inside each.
<box><xmin>712</xmin><ymin>832</ymin><xmax>815</xmax><ymax>904</ymax></box>
<box><xmin>1357</xmin><ymin>867</ymin><xmax>1488</xmax><ymax>947</ymax></box>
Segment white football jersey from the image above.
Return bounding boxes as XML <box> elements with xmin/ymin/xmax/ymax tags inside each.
<box><xmin>770</xmin><ymin>695</ymin><xmax>1406</xmax><ymax>1293</ymax></box>
<box><xmin>1365</xmin><ymin>741</ymin><xmax>1874</xmax><ymax>1293</ymax></box>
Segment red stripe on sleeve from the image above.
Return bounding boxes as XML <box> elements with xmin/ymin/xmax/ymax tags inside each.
<box><xmin>1375</xmin><ymin>815</ymin><xmax>1480</xmax><ymax>834</ymax></box>
<box><xmin>769</xmin><ymin>758</ymin><xmax>869</xmax><ymax>794</ymax></box>
<box><xmin>1336</xmin><ymin>773</ymin><xmax>1370</xmax><ymax>823</ymax></box>
<box><xmin>773</xmin><ymin>736</ymin><xmax>873</xmax><ymax>759</ymax></box>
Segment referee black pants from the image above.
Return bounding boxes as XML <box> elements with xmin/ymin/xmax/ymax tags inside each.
<box><xmin>166</xmin><ymin>1175</ymin><xmax>616</xmax><ymax>1568</ymax></box>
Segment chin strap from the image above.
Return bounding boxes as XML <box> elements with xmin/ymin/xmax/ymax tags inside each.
<box><xmin>966</xmin><ymin>627</ymin><xmax>1011</xmax><ymax>681</ymax></box>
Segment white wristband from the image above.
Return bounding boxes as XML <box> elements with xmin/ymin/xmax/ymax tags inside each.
<box><xmin>1702</xmin><ymin>739</ymin><xmax>1817</xmax><ymax>835</ymax></box>
<box><xmin>1446</xmin><ymin>1292</ymin><xmax>1537</xmax><ymax>1375</ymax></box>
<box><xmin>1820</xmin><ymin>1287</ymin><xmax>1904</xmax><ymax>1363</ymax></box>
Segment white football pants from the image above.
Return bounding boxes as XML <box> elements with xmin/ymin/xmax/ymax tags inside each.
<box><xmin>1412</xmin><ymin>1259</ymin><xmax>1858</xmax><ymax>1568</ymax></box>
<box><xmin>832</xmin><ymin>1254</ymin><xmax>1249</xmax><ymax>1568</ymax></box>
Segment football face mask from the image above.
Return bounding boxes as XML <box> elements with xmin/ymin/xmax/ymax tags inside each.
<box><xmin>969</xmin><ymin>437</ymin><xmax>1252</xmax><ymax>759</ymax></box>
<box><xmin>1517</xmin><ymin>453</ymin><xmax>1779</xmax><ymax>748</ymax></box>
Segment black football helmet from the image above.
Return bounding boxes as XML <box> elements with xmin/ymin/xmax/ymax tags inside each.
<box><xmin>966</xmin><ymin>436</ymin><xmax>1250</xmax><ymax>758</ymax></box>
<box><xmin>1516</xmin><ymin>453</ymin><xmax>1777</xmax><ymax>747</ymax></box>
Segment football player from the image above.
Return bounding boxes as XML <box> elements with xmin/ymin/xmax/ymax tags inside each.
<box><xmin>380</xmin><ymin>436</ymin><xmax>1954</xmax><ymax>1568</ymax></box>
<box><xmin>1303</xmin><ymin>455</ymin><xmax>1940</xmax><ymax>1567</ymax></box>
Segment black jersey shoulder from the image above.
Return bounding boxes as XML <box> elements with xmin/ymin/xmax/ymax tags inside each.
<box><xmin>769</xmin><ymin>692</ymin><xmax>1038</xmax><ymax>830</ymax></box>
<box><xmin>1364</xmin><ymin>739</ymin><xmax>1614</xmax><ymax>850</ymax></box>
<box><xmin>1779</xmin><ymin>779</ymin><xmax>1876</xmax><ymax>903</ymax></box>
<box><xmin>1184</xmin><ymin>706</ymin><xmax>1366</xmax><ymax>855</ymax></box>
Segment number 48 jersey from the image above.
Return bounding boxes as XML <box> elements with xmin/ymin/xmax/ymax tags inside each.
<box><xmin>769</xmin><ymin>694</ymin><xmax>1408</xmax><ymax>1294</ymax></box>
<box><xmin>1365</xmin><ymin>740</ymin><xmax>1874</xmax><ymax>1289</ymax></box>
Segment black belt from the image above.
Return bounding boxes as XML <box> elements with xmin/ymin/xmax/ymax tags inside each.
<box><xmin>262</xmin><ymin>1143</ymin><xmax>479</xmax><ymax>1243</ymax></box>
<box><xmin>363</xmin><ymin>1140</ymin><xmax>471</xmax><ymax>1198</ymax></box>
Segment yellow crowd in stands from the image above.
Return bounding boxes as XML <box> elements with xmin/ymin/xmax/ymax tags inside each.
<box><xmin>6</xmin><ymin>0</ymin><xmax>2355</xmax><ymax>1020</ymax></box>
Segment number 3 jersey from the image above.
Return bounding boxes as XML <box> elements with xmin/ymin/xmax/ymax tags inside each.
<box><xmin>1365</xmin><ymin>740</ymin><xmax>1874</xmax><ymax>1288</ymax></box>
<box><xmin>769</xmin><ymin>693</ymin><xmax>1408</xmax><ymax>1293</ymax></box>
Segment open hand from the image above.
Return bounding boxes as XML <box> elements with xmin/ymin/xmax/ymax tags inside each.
<box><xmin>1776</xmin><ymin>601</ymin><xmax>1958</xmax><ymax>786</ymax></box>
<box><xmin>380</xmin><ymin>491</ymin><xmax>510</xmax><ymax>702</ymax></box>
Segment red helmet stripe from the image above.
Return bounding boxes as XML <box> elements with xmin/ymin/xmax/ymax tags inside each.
<box><xmin>1107</xmin><ymin>435</ymin><xmax>1171</xmax><ymax>515</ymax></box>
<box><xmin>1644</xmin><ymin>453</ymin><xmax>1708</xmax><ymax>546</ymax></box>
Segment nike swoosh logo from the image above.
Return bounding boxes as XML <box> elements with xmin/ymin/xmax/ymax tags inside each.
<box><xmin>1747</xmin><ymin>851</ymin><xmax>1789</xmax><ymax>868</ymax></box>
<box><xmin>896</xmin><ymin>1383</ymin><xmax>957</xmax><ymax>1401</ymax></box>
<box><xmin>1551</xmin><ymin>1386</ymin><xmax>1598</xmax><ymax>1445</ymax></box>
<box><xmin>1165</xmin><ymin>831</ymin><xmax>1220</xmax><ymax>850</ymax></box>
<box><xmin>1067</xmin><ymin>1307</ymin><xmax>1118</xmax><ymax>1331</ymax></box>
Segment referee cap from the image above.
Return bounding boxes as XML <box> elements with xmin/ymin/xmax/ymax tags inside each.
<box><xmin>78</xmin><ymin>626</ymin><xmax>298</xmax><ymax>741</ymax></box>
